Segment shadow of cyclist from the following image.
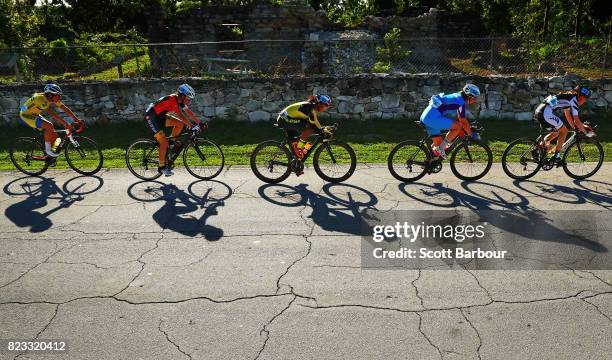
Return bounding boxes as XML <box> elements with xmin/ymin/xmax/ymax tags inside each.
<box><xmin>398</xmin><ymin>181</ymin><xmax>607</xmax><ymax>255</ymax></box>
<box><xmin>3</xmin><ymin>175</ymin><xmax>104</xmax><ymax>233</ymax></box>
<box><xmin>258</xmin><ymin>183</ymin><xmax>378</xmax><ymax>236</ymax></box>
<box><xmin>127</xmin><ymin>180</ymin><xmax>231</xmax><ymax>241</ymax></box>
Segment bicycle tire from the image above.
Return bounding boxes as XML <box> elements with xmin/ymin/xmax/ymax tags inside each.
<box><xmin>125</xmin><ymin>138</ymin><xmax>162</xmax><ymax>181</ymax></box>
<box><xmin>387</xmin><ymin>140</ymin><xmax>430</xmax><ymax>183</ymax></box>
<box><xmin>449</xmin><ymin>140</ymin><xmax>493</xmax><ymax>181</ymax></box>
<box><xmin>183</xmin><ymin>138</ymin><xmax>225</xmax><ymax>180</ymax></box>
<box><xmin>562</xmin><ymin>138</ymin><xmax>604</xmax><ymax>180</ymax></box>
<box><xmin>501</xmin><ymin>138</ymin><xmax>543</xmax><ymax>180</ymax></box>
<box><xmin>312</xmin><ymin>140</ymin><xmax>357</xmax><ymax>183</ymax></box>
<box><xmin>64</xmin><ymin>136</ymin><xmax>104</xmax><ymax>175</ymax></box>
<box><xmin>250</xmin><ymin>140</ymin><xmax>292</xmax><ymax>184</ymax></box>
<box><xmin>9</xmin><ymin>137</ymin><xmax>49</xmax><ymax>176</ymax></box>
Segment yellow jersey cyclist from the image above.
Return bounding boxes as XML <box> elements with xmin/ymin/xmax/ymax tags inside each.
<box><xmin>144</xmin><ymin>83</ymin><xmax>206</xmax><ymax>177</ymax></box>
<box><xmin>19</xmin><ymin>84</ymin><xmax>84</xmax><ymax>162</ymax></box>
<box><xmin>534</xmin><ymin>85</ymin><xmax>593</xmax><ymax>164</ymax></box>
<box><xmin>276</xmin><ymin>94</ymin><xmax>333</xmax><ymax>163</ymax></box>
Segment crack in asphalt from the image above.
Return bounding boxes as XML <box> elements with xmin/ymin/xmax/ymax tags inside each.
<box><xmin>465</xmin><ymin>270</ymin><xmax>494</xmax><ymax>303</ymax></box>
<box><xmin>459</xmin><ymin>308</ymin><xmax>482</xmax><ymax>360</ymax></box>
<box><xmin>411</xmin><ymin>269</ymin><xmax>425</xmax><ymax>309</ymax></box>
<box><xmin>113</xmin><ymin>235</ymin><xmax>165</xmax><ymax>298</ymax></box>
<box><xmin>0</xmin><ymin>242</ymin><xmax>65</xmax><ymax>290</ymax></box>
<box><xmin>254</xmin><ymin>294</ymin><xmax>296</xmax><ymax>360</ymax></box>
<box><xmin>580</xmin><ymin>294</ymin><xmax>612</xmax><ymax>322</ymax></box>
<box><xmin>158</xmin><ymin>319</ymin><xmax>192</xmax><ymax>360</ymax></box>
<box><xmin>14</xmin><ymin>303</ymin><xmax>60</xmax><ymax>360</ymax></box>
<box><xmin>415</xmin><ymin>311</ymin><xmax>443</xmax><ymax>360</ymax></box>
<box><xmin>275</xmin><ymin>235</ymin><xmax>311</xmax><ymax>295</ymax></box>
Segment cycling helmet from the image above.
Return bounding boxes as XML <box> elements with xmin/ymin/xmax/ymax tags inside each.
<box><xmin>316</xmin><ymin>94</ymin><xmax>332</xmax><ymax>106</ymax></box>
<box><xmin>462</xmin><ymin>84</ymin><xmax>480</xmax><ymax>98</ymax></box>
<box><xmin>44</xmin><ymin>83</ymin><xmax>63</xmax><ymax>95</ymax></box>
<box><xmin>178</xmin><ymin>83</ymin><xmax>195</xmax><ymax>99</ymax></box>
<box><xmin>574</xmin><ymin>85</ymin><xmax>592</xmax><ymax>98</ymax></box>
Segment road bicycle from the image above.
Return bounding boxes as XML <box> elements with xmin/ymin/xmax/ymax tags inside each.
<box><xmin>501</xmin><ymin>122</ymin><xmax>603</xmax><ymax>180</ymax></box>
<box><xmin>125</xmin><ymin>125</ymin><xmax>224</xmax><ymax>181</ymax></box>
<box><xmin>9</xmin><ymin>121</ymin><xmax>103</xmax><ymax>176</ymax></box>
<box><xmin>387</xmin><ymin>120</ymin><xmax>493</xmax><ymax>182</ymax></box>
<box><xmin>250</xmin><ymin>123</ymin><xmax>357</xmax><ymax>184</ymax></box>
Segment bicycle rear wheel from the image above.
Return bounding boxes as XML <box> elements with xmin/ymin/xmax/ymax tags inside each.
<box><xmin>312</xmin><ymin>140</ymin><xmax>356</xmax><ymax>183</ymax></box>
<box><xmin>250</xmin><ymin>140</ymin><xmax>292</xmax><ymax>184</ymax></box>
<box><xmin>125</xmin><ymin>139</ymin><xmax>162</xmax><ymax>180</ymax></box>
<box><xmin>9</xmin><ymin>137</ymin><xmax>49</xmax><ymax>176</ymax></box>
<box><xmin>183</xmin><ymin>139</ymin><xmax>225</xmax><ymax>180</ymax></box>
<box><xmin>449</xmin><ymin>140</ymin><xmax>493</xmax><ymax>181</ymax></box>
<box><xmin>562</xmin><ymin>138</ymin><xmax>604</xmax><ymax>180</ymax></box>
<box><xmin>387</xmin><ymin>140</ymin><xmax>430</xmax><ymax>182</ymax></box>
<box><xmin>65</xmin><ymin>136</ymin><xmax>103</xmax><ymax>175</ymax></box>
<box><xmin>501</xmin><ymin>138</ymin><xmax>543</xmax><ymax>180</ymax></box>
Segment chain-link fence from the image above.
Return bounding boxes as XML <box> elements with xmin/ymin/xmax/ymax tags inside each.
<box><xmin>0</xmin><ymin>37</ymin><xmax>609</xmax><ymax>82</ymax></box>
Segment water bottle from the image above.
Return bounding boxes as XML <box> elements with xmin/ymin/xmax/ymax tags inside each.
<box><xmin>51</xmin><ymin>138</ymin><xmax>62</xmax><ymax>152</ymax></box>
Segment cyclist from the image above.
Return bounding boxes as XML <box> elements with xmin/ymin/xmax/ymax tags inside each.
<box><xmin>144</xmin><ymin>83</ymin><xmax>206</xmax><ymax>176</ymax></box>
<box><xmin>534</xmin><ymin>85</ymin><xmax>593</xmax><ymax>163</ymax></box>
<box><xmin>276</xmin><ymin>94</ymin><xmax>333</xmax><ymax>162</ymax></box>
<box><xmin>19</xmin><ymin>84</ymin><xmax>83</xmax><ymax>161</ymax></box>
<box><xmin>420</xmin><ymin>84</ymin><xmax>481</xmax><ymax>159</ymax></box>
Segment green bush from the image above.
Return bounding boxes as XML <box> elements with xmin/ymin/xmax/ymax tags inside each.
<box><xmin>372</xmin><ymin>28</ymin><xmax>410</xmax><ymax>73</ymax></box>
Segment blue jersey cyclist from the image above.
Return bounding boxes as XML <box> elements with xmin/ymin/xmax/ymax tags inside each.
<box><xmin>420</xmin><ymin>84</ymin><xmax>481</xmax><ymax>158</ymax></box>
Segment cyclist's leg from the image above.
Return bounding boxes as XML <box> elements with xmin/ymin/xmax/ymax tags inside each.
<box><xmin>36</xmin><ymin>116</ymin><xmax>59</xmax><ymax>157</ymax></box>
<box><xmin>541</xmin><ymin>107</ymin><xmax>566</xmax><ymax>154</ymax></box>
<box><xmin>297</xmin><ymin>123</ymin><xmax>314</xmax><ymax>148</ymax></box>
<box><xmin>145</xmin><ymin>111</ymin><xmax>168</xmax><ymax>168</ymax></box>
<box><xmin>165</xmin><ymin>115</ymin><xmax>184</xmax><ymax>138</ymax></box>
<box><xmin>422</xmin><ymin>111</ymin><xmax>453</xmax><ymax>146</ymax></box>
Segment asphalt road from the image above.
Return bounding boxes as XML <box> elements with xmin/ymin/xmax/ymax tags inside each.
<box><xmin>1</xmin><ymin>164</ymin><xmax>611</xmax><ymax>360</ymax></box>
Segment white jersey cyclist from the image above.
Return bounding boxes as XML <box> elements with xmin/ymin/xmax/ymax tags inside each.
<box><xmin>536</xmin><ymin>93</ymin><xmax>580</xmax><ymax>130</ymax></box>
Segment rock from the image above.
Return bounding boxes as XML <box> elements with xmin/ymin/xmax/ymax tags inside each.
<box><xmin>371</xmin><ymin>96</ymin><xmax>382</xmax><ymax>102</ymax></box>
<box><xmin>479</xmin><ymin>109</ymin><xmax>499</xmax><ymax>118</ymax></box>
<box><xmin>225</xmin><ymin>93</ymin><xmax>240</xmax><ymax>103</ymax></box>
<box><xmin>353</xmin><ymin>104</ymin><xmax>365</xmax><ymax>114</ymax></box>
<box><xmin>262</xmin><ymin>102</ymin><xmax>280</xmax><ymax>112</ymax></box>
<box><xmin>515</xmin><ymin>112</ymin><xmax>533</xmax><ymax>121</ymax></box>
<box><xmin>604</xmin><ymin>91</ymin><xmax>612</xmax><ymax>103</ymax></box>
<box><xmin>203</xmin><ymin>107</ymin><xmax>215</xmax><ymax>117</ymax></box>
<box><xmin>103</xmin><ymin>101</ymin><xmax>114</xmax><ymax>109</ymax></box>
<box><xmin>336</xmin><ymin>95</ymin><xmax>355</xmax><ymax>101</ymax></box>
<box><xmin>595</xmin><ymin>97</ymin><xmax>608</xmax><ymax>107</ymax></box>
<box><xmin>201</xmin><ymin>93</ymin><xmax>215</xmax><ymax>106</ymax></box>
<box><xmin>365</xmin><ymin>102</ymin><xmax>379</xmax><ymax>111</ymax></box>
<box><xmin>248</xmin><ymin>110</ymin><xmax>270</xmax><ymax>122</ymax></box>
<box><xmin>244</xmin><ymin>100</ymin><xmax>260</xmax><ymax>112</ymax></box>
<box><xmin>240</xmin><ymin>88</ymin><xmax>250</xmax><ymax>98</ymax></box>
<box><xmin>381</xmin><ymin>94</ymin><xmax>400</xmax><ymax>109</ymax></box>
<box><xmin>538</xmin><ymin>62</ymin><xmax>555</xmax><ymax>72</ymax></box>
<box><xmin>215</xmin><ymin>107</ymin><xmax>227</xmax><ymax>117</ymax></box>
<box><xmin>338</xmin><ymin>101</ymin><xmax>352</xmax><ymax>113</ymax></box>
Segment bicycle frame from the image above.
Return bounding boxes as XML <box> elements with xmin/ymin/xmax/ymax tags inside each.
<box><xmin>280</xmin><ymin>124</ymin><xmax>338</xmax><ymax>164</ymax></box>
<box><xmin>416</xmin><ymin>121</ymin><xmax>482</xmax><ymax>165</ymax></box>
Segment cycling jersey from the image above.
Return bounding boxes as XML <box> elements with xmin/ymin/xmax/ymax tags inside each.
<box><xmin>420</xmin><ymin>92</ymin><xmax>466</xmax><ymax>136</ymax></box>
<box><xmin>547</xmin><ymin>93</ymin><xmax>579</xmax><ymax>117</ymax></box>
<box><xmin>19</xmin><ymin>93</ymin><xmax>63</xmax><ymax>129</ymax></box>
<box><xmin>145</xmin><ymin>94</ymin><xmax>187</xmax><ymax>134</ymax></box>
<box><xmin>279</xmin><ymin>102</ymin><xmax>317</xmax><ymax>125</ymax></box>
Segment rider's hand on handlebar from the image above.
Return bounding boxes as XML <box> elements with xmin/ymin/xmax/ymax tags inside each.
<box><xmin>471</xmin><ymin>132</ymin><xmax>480</xmax><ymax>141</ymax></box>
<box><xmin>191</xmin><ymin>124</ymin><xmax>202</xmax><ymax>134</ymax></box>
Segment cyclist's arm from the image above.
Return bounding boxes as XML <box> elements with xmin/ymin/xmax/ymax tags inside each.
<box><xmin>308</xmin><ymin>110</ymin><xmax>322</xmax><ymax>129</ymax></box>
<box><xmin>170</xmin><ymin>112</ymin><xmax>193</xmax><ymax>129</ymax></box>
<box><xmin>46</xmin><ymin>107</ymin><xmax>71</xmax><ymax>128</ymax></box>
<box><xmin>457</xmin><ymin>108</ymin><xmax>471</xmax><ymax>136</ymax></box>
<box><xmin>563</xmin><ymin>109</ymin><xmax>577</xmax><ymax>130</ymax></box>
<box><xmin>183</xmin><ymin>107</ymin><xmax>203</xmax><ymax>125</ymax></box>
<box><xmin>58</xmin><ymin>103</ymin><xmax>81</xmax><ymax>124</ymax></box>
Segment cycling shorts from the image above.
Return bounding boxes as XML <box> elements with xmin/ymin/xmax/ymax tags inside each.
<box><xmin>19</xmin><ymin>113</ymin><xmax>45</xmax><ymax>130</ymax></box>
<box><xmin>420</xmin><ymin>108</ymin><xmax>453</xmax><ymax>136</ymax></box>
<box><xmin>535</xmin><ymin>104</ymin><xmax>570</xmax><ymax>131</ymax></box>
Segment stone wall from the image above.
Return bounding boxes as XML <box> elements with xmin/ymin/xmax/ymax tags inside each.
<box><xmin>1</xmin><ymin>75</ymin><xmax>610</xmax><ymax>127</ymax></box>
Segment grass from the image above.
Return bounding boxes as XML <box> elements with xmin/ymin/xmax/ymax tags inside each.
<box><xmin>1</xmin><ymin>112</ymin><xmax>611</xmax><ymax>171</ymax></box>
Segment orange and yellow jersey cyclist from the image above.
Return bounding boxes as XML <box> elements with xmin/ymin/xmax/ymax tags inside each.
<box><xmin>19</xmin><ymin>84</ymin><xmax>83</xmax><ymax>158</ymax></box>
<box><xmin>276</xmin><ymin>94</ymin><xmax>332</xmax><ymax>161</ymax></box>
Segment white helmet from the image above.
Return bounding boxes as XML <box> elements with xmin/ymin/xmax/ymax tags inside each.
<box><xmin>178</xmin><ymin>83</ymin><xmax>195</xmax><ymax>99</ymax></box>
<box><xmin>44</xmin><ymin>83</ymin><xmax>63</xmax><ymax>95</ymax></box>
<box><xmin>462</xmin><ymin>84</ymin><xmax>480</xmax><ymax>98</ymax></box>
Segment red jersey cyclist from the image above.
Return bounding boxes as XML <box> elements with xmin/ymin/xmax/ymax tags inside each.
<box><xmin>19</xmin><ymin>83</ymin><xmax>83</xmax><ymax>162</ymax></box>
<box><xmin>145</xmin><ymin>83</ymin><xmax>206</xmax><ymax>176</ymax></box>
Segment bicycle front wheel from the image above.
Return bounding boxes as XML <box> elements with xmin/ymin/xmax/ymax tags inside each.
<box><xmin>65</xmin><ymin>136</ymin><xmax>103</xmax><ymax>175</ymax></box>
<box><xmin>183</xmin><ymin>139</ymin><xmax>225</xmax><ymax>180</ymax></box>
<box><xmin>9</xmin><ymin>137</ymin><xmax>49</xmax><ymax>176</ymax></box>
<box><xmin>562</xmin><ymin>139</ymin><xmax>604</xmax><ymax>180</ymax></box>
<box><xmin>387</xmin><ymin>140</ymin><xmax>430</xmax><ymax>183</ymax></box>
<box><xmin>125</xmin><ymin>139</ymin><xmax>162</xmax><ymax>181</ymax></box>
<box><xmin>501</xmin><ymin>138</ymin><xmax>543</xmax><ymax>180</ymax></box>
<box><xmin>250</xmin><ymin>140</ymin><xmax>292</xmax><ymax>184</ymax></box>
<box><xmin>450</xmin><ymin>140</ymin><xmax>493</xmax><ymax>181</ymax></box>
<box><xmin>312</xmin><ymin>140</ymin><xmax>356</xmax><ymax>183</ymax></box>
